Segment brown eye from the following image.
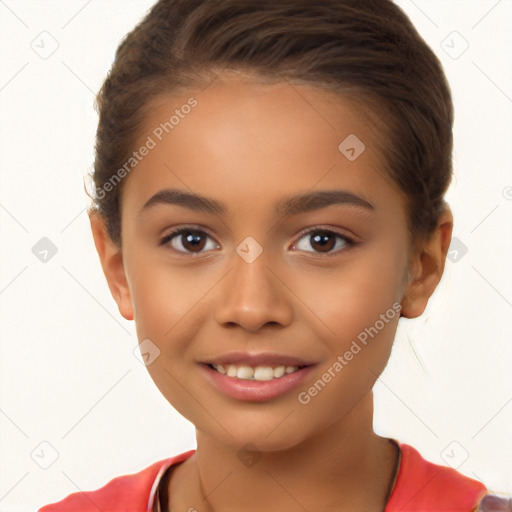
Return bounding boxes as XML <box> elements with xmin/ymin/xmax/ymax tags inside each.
<box><xmin>293</xmin><ymin>229</ymin><xmax>355</xmax><ymax>255</ymax></box>
<box><xmin>160</xmin><ymin>228</ymin><xmax>219</xmax><ymax>254</ymax></box>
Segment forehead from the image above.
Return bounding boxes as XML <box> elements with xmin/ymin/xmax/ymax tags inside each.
<box><xmin>121</xmin><ymin>78</ymin><xmax>401</xmax><ymax>218</ymax></box>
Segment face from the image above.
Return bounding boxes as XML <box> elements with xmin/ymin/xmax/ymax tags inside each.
<box><xmin>107</xmin><ymin>78</ymin><xmax>416</xmax><ymax>451</ymax></box>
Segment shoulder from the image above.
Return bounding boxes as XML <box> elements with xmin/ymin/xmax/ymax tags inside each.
<box><xmin>386</xmin><ymin>442</ymin><xmax>488</xmax><ymax>511</ymax></box>
<box><xmin>36</xmin><ymin>450</ymin><xmax>195</xmax><ymax>512</ymax></box>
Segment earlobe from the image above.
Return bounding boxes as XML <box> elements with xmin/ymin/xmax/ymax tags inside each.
<box><xmin>89</xmin><ymin>212</ymin><xmax>134</xmax><ymax>321</ymax></box>
<box><xmin>400</xmin><ymin>207</ymin><xmax>454</xmax><ymax>319</ymax></box>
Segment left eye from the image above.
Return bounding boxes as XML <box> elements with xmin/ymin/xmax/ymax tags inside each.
<box><xmin>293</xmin><ymin>229</ymin><xmax>355</xmax><ymax>255</ymax></box>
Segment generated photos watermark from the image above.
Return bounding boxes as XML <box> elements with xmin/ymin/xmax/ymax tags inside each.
<box><xmin>297</xmin><ymin>302</ymin><xmax>402</xmax><ymax>405</ymax></box>
<box><xmin>94</xmin><ymin>97</ymin><xmax>198</xmax><ymax>200</ymax></box>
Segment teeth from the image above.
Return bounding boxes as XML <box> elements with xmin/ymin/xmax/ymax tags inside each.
<box><xmin>254</xmin><ymin>367</ymin><xmax>274</xmax><ymax>381</ymax></box>
<box><xmin>273</xmin><ymin>366</ymin><xmax>285</xmax><ymax>378</ymax></box>
<box><xmin>237</xmin><ymin>366</ymin><xmax>254</xmax><ymax>379</ymax></box>
<box><xmin>212</xmin><ymin>364</ymin><xmax>300</xmax><ymax>380</ymax></box>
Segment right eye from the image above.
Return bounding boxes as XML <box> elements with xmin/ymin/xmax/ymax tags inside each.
<box><xmin>159</xmin><ymin>227</ymin><xmax>220</xmax><ymax>255</ymax></box>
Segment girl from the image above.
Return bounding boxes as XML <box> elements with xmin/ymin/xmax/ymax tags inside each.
<box><xmin>38</xmin><ymin>0</ymin><xmax>508</xmax><ymax>510</ymax></box>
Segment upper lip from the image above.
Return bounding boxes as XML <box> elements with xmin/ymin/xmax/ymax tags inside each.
<box><xmin>202</xmin><ymin>351</ymin><xmax>316</xmax><ymax>368</ymax></box>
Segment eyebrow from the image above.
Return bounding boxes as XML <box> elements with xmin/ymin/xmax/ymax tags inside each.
<box><xmin>137</xmin><ymin>188</ymin><xmax>375</xmax><ymax>219</ymax></box>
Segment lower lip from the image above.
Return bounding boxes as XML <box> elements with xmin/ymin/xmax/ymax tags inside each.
<box><xmin>199</xmin><ymin>363</ymin><xmax>316</xmax><ymax>402</ymax></box>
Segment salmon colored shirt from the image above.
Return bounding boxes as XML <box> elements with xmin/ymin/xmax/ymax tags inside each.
<box><xmin>37</xmin><ymin>441</ymin><xmax>492</xmax><ymax>512</ymax></box>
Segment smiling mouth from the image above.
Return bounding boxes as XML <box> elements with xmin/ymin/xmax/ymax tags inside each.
<box><xmin>207</xmin><ymin>363</ymin><xmax>305</xmax><ymax>381</ymax></box>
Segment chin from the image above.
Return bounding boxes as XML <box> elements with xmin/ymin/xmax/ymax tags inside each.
<box><xmin>211</xmin><ymin>423</ymin><xmax>307</xmax><ymax>454</ymax></box>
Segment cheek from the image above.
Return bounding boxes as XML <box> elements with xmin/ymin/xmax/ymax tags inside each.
<box><xmin>295</xmin><ymin>250</ymin><xmax>404</xmax><ymax>339</ymax></box>
<box><xmin>128</xmin><ymin>258</ymin><xmax>217</xmax><ymax>377</ymax></box>
<box><xmin>128</xmin><ymin>252</ymin><xmax>199</xmax><ymax>335</ymax></box>
<box><xmin>294</xmin><ymin>286</ymin><xmax>400</xmax><ymax>419</ymax></box>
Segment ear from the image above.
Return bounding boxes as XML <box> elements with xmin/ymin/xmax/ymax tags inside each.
<box><xmin>89</xmin><ymin>212</ymin><xmax>134</xmax><ymax>321</ymax></box>
<box><xmin>400</xmin><ymin>206</ymin><xmax>454</xmax><ymax>319</ymax></box>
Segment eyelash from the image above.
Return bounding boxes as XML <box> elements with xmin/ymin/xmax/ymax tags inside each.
<box><xmin>159</xmin><ymin>225</ymin><xmax>357</xmax><ymax>257</ymax></box>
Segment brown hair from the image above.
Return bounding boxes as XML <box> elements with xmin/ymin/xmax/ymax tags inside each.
<box><xmin>86</xmin><ymin>0</ymin><xmax>454</xmax><ymax>249</ymax></box>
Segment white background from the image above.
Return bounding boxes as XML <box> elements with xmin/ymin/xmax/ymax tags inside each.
<box><xmin>0</xmin><ymin>1</ymin><xmax>511</xmax><ymax>510</ymax></box>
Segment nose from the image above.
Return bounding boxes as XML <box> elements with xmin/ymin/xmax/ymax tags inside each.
<box><xmin>213</xmin><ymin>248</ymin><xmax>293</xmax><ymax>332</ymax></box>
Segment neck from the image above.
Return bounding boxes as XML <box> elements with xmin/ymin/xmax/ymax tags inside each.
<box><xmin>172</xmin><ymin>392</ymin><xmax>399</xmax><ymax>512</ymax></box>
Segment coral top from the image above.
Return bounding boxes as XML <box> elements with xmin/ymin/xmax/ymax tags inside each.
<box><xmin>38</xmin><ymin>442</ymin><xmax>490</xmax><ymax>512</ymax></box>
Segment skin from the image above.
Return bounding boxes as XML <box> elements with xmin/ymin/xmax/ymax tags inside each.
<box><xmin>90</xmin><ymin>76</ymin><xmax>453</xmax><ymax>512</ymax></box>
